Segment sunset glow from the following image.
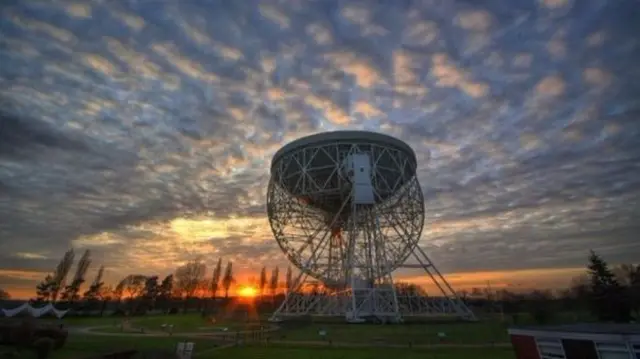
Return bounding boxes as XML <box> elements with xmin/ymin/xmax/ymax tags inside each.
<box><xmin>237</xmin><ymin>286</ymin><xmax>258</xmax><ymax>298</ymax></box>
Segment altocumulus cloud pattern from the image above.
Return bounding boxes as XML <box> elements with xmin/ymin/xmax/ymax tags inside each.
<box><xmin>1</xmin><ymin>0</ymin><xmax>639</xmax><ymax>289</ymax></box>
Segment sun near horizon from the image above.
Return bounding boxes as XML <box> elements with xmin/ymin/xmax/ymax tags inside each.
<box><xmin>237</xmin><ymin>285</ymin><xmax>258</xmax><ymax>299</ymax></box>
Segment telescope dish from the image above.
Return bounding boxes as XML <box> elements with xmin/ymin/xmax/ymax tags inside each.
<box><xmin>267</xmin><ymin>131</ymin><xmax>475</xmax><ymax>323</ymax></box>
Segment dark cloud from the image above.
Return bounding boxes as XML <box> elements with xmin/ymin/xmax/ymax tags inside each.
<box><xmin>0</xmin><ymin>109</ymin><xmax>89</xmax><ymax>159</ymax></box>
<box><xmin>0</xmin><ymin>0</ymin><xmax>639</xmax><ymax>288</ymax></box>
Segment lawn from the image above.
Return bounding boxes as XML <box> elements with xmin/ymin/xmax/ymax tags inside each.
<box><xmin>3</xmin><ymin>337</ymin><xmax>516</xmax><ymax>359</ymax></box>
<box><xmin>1</xmin><ymin>313</ymin><xmax>520</xmax><ymax>358</ymax></box>
<box><xmin>274</xmin><ymin>320</ymin><xmax>510</xmax><ymax>345</ymax></box>
<box><xmin>60</xmin><ymin>313</ymin><xmax>511</xmax><ymax>345</ymax></box>
<box><xmin>214</xmin><ymin>345</ymin><xmax>516</xmax><ymax>359</ymax></box>
<box><xmin>1</xmin><ymin>335</ymin><xmax>219</xmax><ymax>359</ymax></box>
<box><xmin>86</xmin><ymin>315</ymin><xmax>255</xmax><ymax>334</ymax></box>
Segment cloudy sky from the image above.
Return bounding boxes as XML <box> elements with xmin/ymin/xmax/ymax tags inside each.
<box><xmin>1</xmin><ymin>0</ymin><xmax>639</xmax><ymax>298</ymax></box>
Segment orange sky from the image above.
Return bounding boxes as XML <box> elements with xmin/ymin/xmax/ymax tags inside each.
<box><xmin>1</xmin><ymin>266</ymin><xmax>585</xmax><ymax>300</ymax></box>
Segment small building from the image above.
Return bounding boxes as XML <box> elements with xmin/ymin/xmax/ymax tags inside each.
<box><xmin>508</xmin><ymin>324</ymin><xmax>640</xmax><ymax>359</ymax></box>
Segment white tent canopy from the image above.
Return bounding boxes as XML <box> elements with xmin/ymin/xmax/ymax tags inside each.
<box><xmin>1</xmin><ymin>303</ymin><xmax>69</xmax><ymax>319</ymax></box>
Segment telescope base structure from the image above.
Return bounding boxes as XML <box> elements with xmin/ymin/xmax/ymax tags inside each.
<box><xmin>269</xmin><ymin>246</ymin><xmax>476</xmax><ymax>323</ymax></box>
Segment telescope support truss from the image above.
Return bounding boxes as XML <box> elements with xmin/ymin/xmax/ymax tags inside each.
<box><xmin>270</xmin><ymin>242</ymin><xmax>476</xmax><ymax>322</ymax></box>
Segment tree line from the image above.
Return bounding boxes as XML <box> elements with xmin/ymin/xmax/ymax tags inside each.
<box><xmin>0</xmin><ymin>248</ymin><xmax>636</xmax><ymax>323</ymax></box>
<box><xmin>23</xmin><ymin>250</ymin><xmax>299</xmax><ymax>315</ymax></box>
<box><xmin>458</xmin><ymin>251</ymin><xmax>639</xmax><ymax>324</ymax></box>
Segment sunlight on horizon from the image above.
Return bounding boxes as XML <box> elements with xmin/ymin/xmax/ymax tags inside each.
<box><xmin>0</xmin><ymin>266</ymin><xmax>586</xmax><ymax>300</ymax></box>
<box><xmin>237</xmin><ymin>285</ymin><xmax>258</xmax><ymax>299</ymax></box>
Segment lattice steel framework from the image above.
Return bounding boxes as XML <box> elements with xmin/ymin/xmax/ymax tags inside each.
<box><xmin>267</xmin><ymin>136</ymin><xmax>475</xmax><ymax>323</ymax></box>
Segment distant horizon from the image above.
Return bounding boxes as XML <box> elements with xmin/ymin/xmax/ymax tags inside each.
<box><xmin>2</xmin><ymin>265</ymin><xmax>591</xmax><ymax>301</ymax></box>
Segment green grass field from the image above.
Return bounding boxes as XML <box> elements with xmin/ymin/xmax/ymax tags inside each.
<box><xmin>73</xmin><ymin>313</ymin><xmax>512</xmax><ymax>344</ymax></box>
<box><xmin>215</xmin><ymin>346</ymin><xmax>517</xmax><ymax>359</ymax></box>
<box><xmin>2</xmin><ymin>313</ymin><xmax>520</xmax><ymax>358</ymax></box>
<box><xmin>86</xmin><ymin>315</ymin><xmax>252</xmax><ymax>333</ymax></box>
<box><xmin>275</xmin><ymin>320</ymin><xmax>510</xmax><ymax>344</ymax></box>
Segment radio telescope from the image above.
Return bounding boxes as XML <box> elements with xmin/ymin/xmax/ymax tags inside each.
<box><xmin>267</xmin><ymin>131</ymin><xmax>475</xmax><ymax>323</ymax></box>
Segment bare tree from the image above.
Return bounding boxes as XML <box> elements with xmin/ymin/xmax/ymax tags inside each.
<box><xmin>50</xmin><ymin>249</ymin><xmax>75</xmax><ymax>302</ymax></box>
<box><xmin>61</xmin><ymin>249</ymin><xmax>92</xmax><ymax>303</ymax></box>
<box><xmin>259</xmin><ymin>267</ymin><xmax>267</xmax><ymax>298</ymax></box>
<box><xmin>175</xmin><ymin>259</ymin><xmax>207</xmax><ymax>313</ymax></box>
<box><xmin>116</xmin><ymin>274</ymin><xmax>147</xmax><ymax>314</ymax></box>
<box><xmin>99</xmin><ymin>285</ymin><xmax>114</xmax><ymax>303</ymax></box>
<box><xmin>117</xmin><ymin>274</ymin><xmax>147</xmax><ymax>299</ymax></box>
<box><xmin>157</xmin><ymin>275</ymin><xmax>174</xmax><ymax>311</ymax></box>
<box><xmin>83</xmin><ymin>265</ymin><xmax>105</xmax><ymax>301</ymax></box>
<box><xmin>175</xmin><ymin>259</ymin><xmax>207</xmax><ymax>299</ymax></box>
<box><xmin>113</xmin><ymin>282</ymin><xmax>124</xmax><ymax>302</ymax></box>
<box><xmin>140</xmin><ymin>276</ymin><xmax>159</xmax><ymax>312</ymax></box>
<box><xmin>210</xmin><ymin>258</ymin><xmax>222</xmax><ymax>299</ymax></box>
<box><xmin>95</xmin><ymin>284</ymin><xmax>114</xmax><ymax>317</ymax></box>
<box><xmin>83</xmin><ymin>265</ymin><xmax>106</xmax><ymax>313</ymax></box>
<box><xmin>222</xmin><ymin>261</ymin><xmax>234</xmax><ymax>299</ymax></box>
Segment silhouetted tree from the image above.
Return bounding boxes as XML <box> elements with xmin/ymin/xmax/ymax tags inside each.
<box><xmin>175</xmin><ymin>260</ymin><xmax>207</xmax><ymax>299</ymax></box>
<box><xmin>35</xmin><ymin>275</ymin><xmax>54</xmax><ymax>302</ymax></box>
<box><xmin>270</xmin><ymin>266</ymin><xmax>280</xmax><ymax>299</ymax></box>
<box><xmin>139</xmin><ymin>276</ymin><xmax>159</xmax><ymax>312</ymax></box>
<box><xmin>113</xmin><ymin>275</ymin><xmax>141</xmax><ymax>313</ymax></box>
<box><xmin>143</xmin><ymin>276</ymin><xmax>159</xmax><ymax>298</ymax></box>
<box><xmin>395</xmin><ymin>282</ymin><xmax>428</xmax><ymax>296</ymax></box>
<box><xmin>470</xmin><ymin>287</ymin><xmax>483</xmax><ymax>299</ymax></box>
<box><xmin>97</xmin><ymin>285</ymin><xmax>113</xmax><ymax>317</ymax></box>
<box><xmin>84</xmin><ymin>266</ymin><xmax>105</xmax><ymax>299</ymax></box>
<box><xmin>285</xmin><ymin>266</ymin><xmax>293</xmax><ymax>293</ymax></box>
<box><xmin>587</xmin><ymin>250</ymin><xmax>631</xmax><ymax>322</ymax></box>
<box><xmin>82</xmin><ymin>266</ymin><xmax>106</xmax><ymax>314</ymax></box>
<box><xmin>118</xmin><ymin>275</ymin><xmax>147</xmax><ymax>299</ymax></box>
<box><xmin>50</xmin><ymin>249</ymin><xmax>75</xmax><ymax>302</ymax></box>
<box><xmin>222</xmin><ymin>261</ymin><xmax>234</xmax><ymax>299</ymax></box>
<box><xmin>0</xmin><ymin>288</ymin><xmax>9</xmax><ymax>300</ymax></box>
<box><xmin>156</xmin><ymin>274</ymin><xmax>174</xmax><ymax>311</ymax></box>
<box><xmin>259</xmin><ymin>267</ymin><xmax>267</xmax><ymax>298</ymax></box>
<box><xmin>112</xmin><ymin>282</ymin><xmax>124</xmax><ymax>303</ymax></box>
<box><xmin>61</xmin><ymin>250</ymin><xmax>91</xmax><ymax>304</ymax></box>
<box><xmin>175</xmin><ymin>259</ymin><xmax>207</xmax><ymax>312</ymax></box>
<box><xmin>210</xmin><ymin>258</ymin><xmax>223</xmax><ymax>299</ymax></box>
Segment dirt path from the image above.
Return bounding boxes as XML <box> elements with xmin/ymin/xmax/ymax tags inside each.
<box><xmin>70</xmin><ymin>325</ymin><xmax>280</xmax><ymax>338</ymax></box>
<box><xmin>70</xmin><ymin>325</ymin><xmax>511</xmax><ymax>349</ymax></box>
